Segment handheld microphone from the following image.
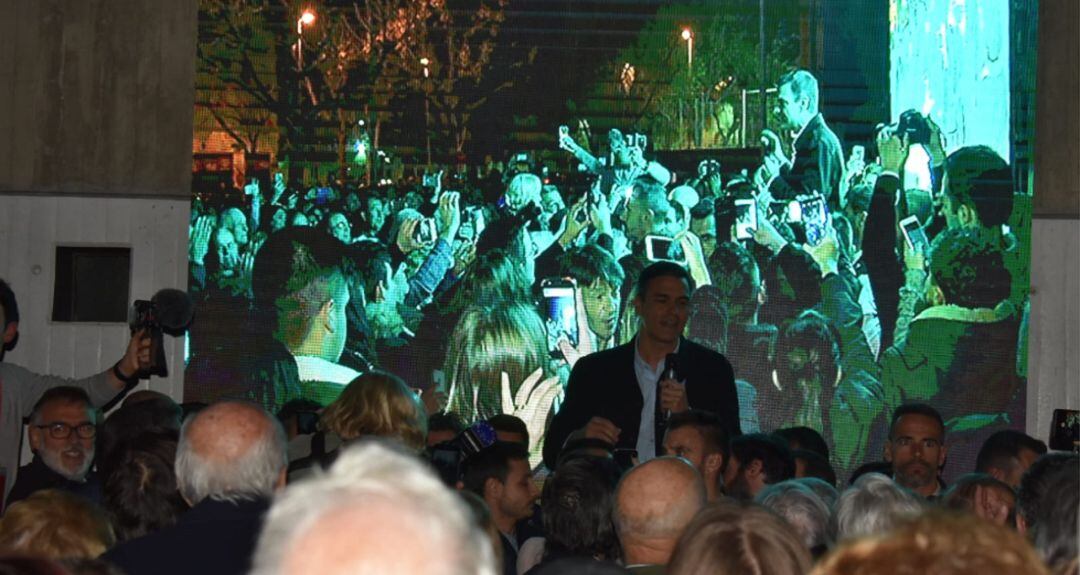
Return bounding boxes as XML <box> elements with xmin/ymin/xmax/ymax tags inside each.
<box><xmin>663</xmin><ymin>353</ymin><xmax>679</xmax><ymax>421</ymax></box>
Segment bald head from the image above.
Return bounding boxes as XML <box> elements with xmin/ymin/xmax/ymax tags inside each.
<box><xmin>176</xmin><ymin>401</ymin><xmax>287</xmax><ymax>505</ymax></box>
<box><xmin>614</xmin><ymin>457</ymin><xmax>706</xmax><ymax>564</ymax></box>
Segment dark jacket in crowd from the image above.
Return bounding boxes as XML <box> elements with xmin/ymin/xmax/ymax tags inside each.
<box><xmin>5</xmin><ymin>456</ymin><xmax>101</xmax><ymax>509</ymax></box>
<box><xmin>103</xmin><ymin>497</ymin><xmax>271</xmax><ymax>575</ymax></box>
<box><xmin>768</xmin><ymin>113</ymin><xmax>845</xmax><ymax>208</ymax></box>
<box><xmin>544</xmin><ymin>336</ymin><xmax>740</xmax><ymax>468</ymax></box>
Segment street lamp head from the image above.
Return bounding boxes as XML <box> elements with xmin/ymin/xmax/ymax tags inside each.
<box><xmin>420</xmin><ymin>57</ymin><xmax>430</xmax><ymax>66</ymax></box>
<box><xmin>681</xmin><ymin>28</ymin><xmax>692</xmax><ymax>41</ymax></box>
<box><xmin>300</xmin><ymin>11</ymin><xmax>316</xmax><ymax>26</ymax></box>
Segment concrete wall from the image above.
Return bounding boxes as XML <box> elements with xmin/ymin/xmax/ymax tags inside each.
<box><xmin>0</xmin><ymin>195</ymin><xmax>190</xmax><ymax>399</ymax></box>
<box><xmin>0</xmin><ymin>0</ymin><xmax>196</xmax><ymax>198</ymax></box>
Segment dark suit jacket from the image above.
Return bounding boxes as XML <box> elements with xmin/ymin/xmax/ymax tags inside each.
<box><xmin>769</xmin><ymin>114</ymin><xmax>845</xmax><ymax>208</ymax></box>
<box><xmin>543</xmin><ymin>337</ymin><xmax>740</xmax><ymax>468</ymax></box>
<box><xmin>103</xmin><ymin>497</ymin><xmax>270</xmax><ymax>575</ymax></box>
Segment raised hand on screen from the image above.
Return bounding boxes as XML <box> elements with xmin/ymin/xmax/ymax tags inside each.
<box><xmin>500</xmin><ymin>368</ymin><xmax>562</xmax><ymax>460</ymax></box>
<box><xmin>190</xmin><ymin>216</ymin><xmax>215</xmax><ymax>266</ymax></box>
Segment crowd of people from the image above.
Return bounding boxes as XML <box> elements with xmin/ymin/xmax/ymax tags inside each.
<box><xmin>0</xmin><ymin>67</ymin><xmax>1066</xmax><ymax>575</ymax></box>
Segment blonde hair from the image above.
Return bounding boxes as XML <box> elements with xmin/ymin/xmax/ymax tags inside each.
<box><xmin>444</xmin><ymin>303</ymin><xmax>548</xmax><ymax>422</ymax></box>
<box><xmin>320</xmin><ymin>371</ymin><xmax>427</xmax><ymax>451</ymax></box>
<box><xmin>0</xmin><ymin>490</ymin><xmax>115</xmax><ymax>559</ymax></box>
<box><xmin>812</xmin><ymin>510</ymin><xmax>1048</xmax><ymax>575</ymax></box>
<box><xmin>668</xmin><ymin>501</ymin><xmax>811</xmax><ymax>575</ymax></box>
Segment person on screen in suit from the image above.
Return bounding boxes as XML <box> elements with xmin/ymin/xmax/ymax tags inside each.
<box><xmin>543</xmin><ymin>262</ymin><xmax>740</xmax><ymax>469</ymax></box>
<box><xmin>758</xmin><ymin>69</ymin><xmax>845</xmax><ymax>209</ymax></box>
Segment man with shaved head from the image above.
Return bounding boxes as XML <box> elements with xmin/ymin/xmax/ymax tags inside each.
<box><xmin>613</xmin><ymin>456</ymin><xmax>707</xmax><ymax>573</ymax></box>
<box><xmin>104</xmin><ymin>401</ymin><xmax>288</xmax><ymax>575</ymax></box>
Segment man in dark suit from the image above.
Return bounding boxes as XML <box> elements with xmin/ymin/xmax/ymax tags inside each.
<box><xmin>543</xmin><ymin>262</ymin><xmax>740</xmax><ymax>469</ymax></box>
<box><xmin>104</xmin><ymin>401</ymin><xmax>287</xmax><ymax>575</ymax></box>
<box><xmin>760</xmin><ymin>69</ymin><xmax>845</xmax><ymax>209</ymax></box>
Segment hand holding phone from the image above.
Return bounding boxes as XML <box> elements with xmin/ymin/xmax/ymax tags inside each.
<box><xmin>542</xmin><ymin>277</ymin><xmax>580</xmax><ymax>353</ymax></box>
<box><xmin>734</xmin><ymin>199</ymin><xmax>758</xmax><ymax>240</ymax></box>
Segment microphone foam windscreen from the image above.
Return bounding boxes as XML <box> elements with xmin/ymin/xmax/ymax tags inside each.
<box><xmin>151</xmin><ymin>289</ymin><xmax>195</xmax><ymax>332</ymax></box>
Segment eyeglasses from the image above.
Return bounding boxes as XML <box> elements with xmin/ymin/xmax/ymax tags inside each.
<box><xmin>35</xmin><ymin>422</ymin><xmax>96</xmax><ymax>440</ymax></box>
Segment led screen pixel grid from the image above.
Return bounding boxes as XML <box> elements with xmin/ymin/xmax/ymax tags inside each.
<box><xmin>186</xmin><ymin>0</ymin><xmax>1036</xmax><ymax>480</ymax></box>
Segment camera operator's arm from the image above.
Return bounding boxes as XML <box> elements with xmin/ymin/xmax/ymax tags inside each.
<box><xmin>559</xmin><ymin>131</ymin><xmax>603</xmax><ymax>173</ymax></box>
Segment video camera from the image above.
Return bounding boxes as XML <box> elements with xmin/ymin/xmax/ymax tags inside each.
<box><xmin>428</xmin><ymin>421</ymin><xmax>498</xmax><ymax>486</ymax></box>
<box><xmin>129</xmin><ymin>289</ymin><xmax>194</xmax><ymax>378</ymax></box>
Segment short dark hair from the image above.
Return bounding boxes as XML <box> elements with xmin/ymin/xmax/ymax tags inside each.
<box><xmin>428</xmin><ymin>412</ymin><xmax>466</xmax><ymax>435</ymax></box>
<box><xmin>1026</xmin><ymin>457</ymin><xmax>1079</xmax><ymax>570</ymax></box>
<box><xmin>730</xmin><ymin>433</ymin><xmax>795</xmax><ymax>484</ymax></box>
<box><xmin>709</xmin><ymin>242</ymin><xmax>761</xmax><ymax>324</ymax></box>
<box><xmin>487</xmin><ymin>414</ymin><xmax>529</xmax><ymax>447</ymax></box>
<box><xmin>791</xmin><ymin>449</ymin><xmax>837</xmax><ymax>487</ymax></box>
<box><xmin>928</xmin><ymin>227</ymin><xmax>1011</xmax><ymax>309</ymax></box>
<box><xmin>461</xmin><ymin>441</ymin><xmax>529</xmax><ymax>496</ymax></box>
<box><xmin>31</xmin><ymin>387</ymin><xmax>94</xmax><ymax>425</ymax></box>
<box><xmin>775</xmin><ymin>427</ymin><xmax>830</xmax><ymax>461</ymax></box>
<box><xmin>635</xmin><ymin>261</ymin><xmax>693</xmax><ymax>300</ymax></box>
<box><xmin>944</xmin><ymin>145</ymin><xmax>1013</xmax><ymax>227</ymax></box>
<box><xmin>557</xmin><ymin>244</ymin><xmax>625</xmax><ymax>290</ymax></box>
<box><xmin>668</xmin><ymin>409</ymin><xmax>731</xmax><ymax>471</ymax></box>
<box><xmin>888</xmin><ymin>403</ymin><xmax>945</xmax><ymax>440</ymax></box>
<box><xmin>974</xmin><ymin>430</ymin><xmax>1048</xmax><ymax>475</ymax></box>
<box><xmin>0</xmin><ymin>278</ymin><xmax>18</xmax><ymax>327</ymax></box>
<box><xmin>541</xmin><ymin>456</ymin><xmax>623</xmax><ymax>561</ymax></box>
<box><xmin>1016</xmin><ymin>452</ymin><xmax>1079</xmax><ymax>531</ymax></box>
<box><xmin>342</xmin><ymin>240</ymin><xmax>393</xmax><ymax>304</ymax></box>
<box><xmin>690</xmin><ymin>197</ymin><xmax>715</xmax><ymax>220</ymax></box>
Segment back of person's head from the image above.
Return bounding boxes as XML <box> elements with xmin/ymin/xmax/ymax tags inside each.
<box><xmin>831</xmin><ymin>473</ymin><xmax>924</xmax><ymax>542</ymax></box>
<box><xmin>542</xmin><ymin>456</ymin><xmax>623</xmax><ymax>562</ymax></box>
<box><xmin>756</xmin><ymin>480</ymin><xmax>832</xmax><ymax>555</ymax></box>
<box><xmin>944</xmin><ymin>145</ymin><xmax>1013</xmax><ymax>228</ymax></box>
<box><xmin>731</xmin><ymin>433</ymin><xmax>796</xmax><ymax>485</ymax></box>
<box><xmin>668</xmin><ymin>500</ymin><xmax>812</xmax><ymax>575</ymax></box>
<box><xmin>812</xmin><ymin>510</ymin><xmax>1049</xmax><ymax>575</ymax></box>
<box><xmin>775</xmin><ymin>426</ymin><xmax>831</xmax><ymax>461</ymax></box>
<box><xmin>792</xmin><ymin>449</ymin><xmax>838</xmax><ymax>487</ymax></box>
<box><xmin>708</xmin><ymin>242</ymin><xmax>761</xmax><ymax>324</ymax></box>
<box><xmin>1016</xmin><ymin>453</ymin><xmax>1079</xmax><ymax>567</ymax></box>
<box><xmin>974</xmin><ymin>429</ymin><xmax>1047</xmax><ymax>478</ymax></box>
<box><xmin>342</xmin><ymin>240</ymin><xmax>393</xmax><ymax>306</ymax></box>
<box><xmin>428</xmin><ymin>412</ymin><xmax>466</xmax><ymax>436</ymax></box>
<box><xmin>928</xmin><ymin>227</ymin><xmax>1011</xmax><ymax>309</ymax></box>
<box><xmin>318</xmin><ymin>371</ymin><xmax>426</xmax><ymax>451</ymax></box>
<box><xmin>0</xmin><ymin>490</ymin><xmax>115</xmax><ymax>560</ymax></box>
<box><xmin>444</xmin><ymin>303</ymin><xmax>548</xmax><ymax>422</ymax></box>
<box><xmin>447</xmin><ymin>249</ymin><xmax>531</xmax><ymax>312</ymax></box>
<box><xmin>250</xmin><ymin>441</ymin><xmax>496</xmax><ymax>575</ymax></box>
<box><xmin>175</xmin><ymin>401</ymin><xmax>287</xmax><ymax>505</ymax></box>
<box><xmin>796</xmin><ymin>477</ymin><xmax>840</xmax><ymax>509</ymax></box>
<box><xmin>635</xmin><ymin>261</ymin><xmax>694</xmax><ymax>300</ymax></box>
<box><xmin>775</xmin><ymin>310</ymin><xmax>841</xmax><ymax>392</ymax></box>
<box><xmin>486</xmin><ymin>414</ymin><xmax>529</xmax><ymax>447</ymax></box>
<box><xmin>102</xmin><ymin>431</ymin><xmax>187</xmax><ymax>542</ymax></box>
<box><xmin>98</xmin><ymin>392</ymin><xmax>182</xmax><ymax>467</ymax></box>
<box><xmin>461</xmin><ymin>441</ymin><xmax>530</xmax><ymax>497</ymax></box>
<box><xmin>762</xmin><ymin>247</ymin><xmax>823</xmax><ymax>321</ymax></box>
<box><xmin>940</xmin><ymin>473</ymin><xmax>1016</xmax><ymax>526</ymax></box>
<box><xmin>531</xmin><ymin>557</ymin><xmax>630</xmax><ymax>575</ymax></box>
<box><xmin>613</xmin><ymin>457</ymin><xmax>706</xmax><ymax>562</ymax></box>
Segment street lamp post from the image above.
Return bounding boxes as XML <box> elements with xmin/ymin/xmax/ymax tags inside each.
<box><xmin>420</xmin><ymin>57</ymin><xmax>432</xmax><ymax>167</ymax></box>
<box><xmin>681</xmin><ymin>27</ymin><xmax>693</xmax><ymax>68</ymax></box>
<box><xmin>294</xmin><ymin>10</ymin><xmax>315</xmax><ymax>184</ymax></box>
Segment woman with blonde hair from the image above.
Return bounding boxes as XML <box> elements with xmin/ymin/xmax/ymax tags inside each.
<box><xmin>668</xmin><ymin>500</ymin><xmax>812</xmax><ymax>575</ymax></box>
<box><xmin>287</xmin><ymin>371</ymin><xmax>427</xmax><ymax>479</ymax></box>
<box><xmin>0</xmin><ymin>489</ymin><xmax>116</xmax><ymax>560</ymax></box>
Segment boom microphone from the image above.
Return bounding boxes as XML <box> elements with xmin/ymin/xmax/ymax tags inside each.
<box><xmin>150</xmin><ymin>289</ymin><xmax>195</xmax><ymax>335</ymax></box>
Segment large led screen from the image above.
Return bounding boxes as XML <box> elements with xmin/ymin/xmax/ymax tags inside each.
<box><xmin>186</xmin><ymin>0</ymin><xmax>1037</xmax><ymax>480</ymax></box>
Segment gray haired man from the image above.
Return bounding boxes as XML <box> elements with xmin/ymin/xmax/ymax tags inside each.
<box><xmin>104</xmin><ymin>401</ymin><xmax>287</xmax><ymax>575</ymax></box>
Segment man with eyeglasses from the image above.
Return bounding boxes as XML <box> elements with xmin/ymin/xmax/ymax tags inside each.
<box><xmin>5</xmin><ymin>387</ymin><xmax>100</xmax><ymax>508</ymax></box>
